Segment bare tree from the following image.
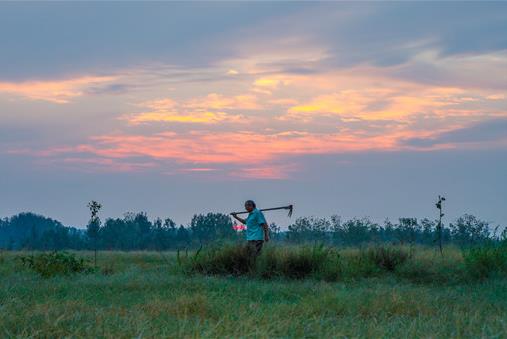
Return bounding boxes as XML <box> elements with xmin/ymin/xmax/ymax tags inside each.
<box><xmin>435</xmin><ymin>195</ymin><xmax>446</xmax><ymax>256</ymax></box>
<box><xmin>87</xmin><ymin>201</ymin><xmax>102</xmax><ymax>268</ymax></box>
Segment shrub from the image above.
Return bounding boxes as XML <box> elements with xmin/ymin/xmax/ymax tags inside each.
<box><xmin>20</xmin><ymin>251</ymin><xmax>93</xmax><ymax>278</ymax></box>
<box><xmin>363</xmin><ymin>246</ymin><xmax>411</xmax><ymax>271</ymax></box>
<box><xmin>463</xmin><ymin>245</ymin><xmax>507</xmax><ymax>278</ymax></box>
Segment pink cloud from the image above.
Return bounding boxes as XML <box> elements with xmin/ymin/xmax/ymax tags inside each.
<box><xmin>0</xmin><ymin>76</ymin><xmax>115</xmax><ymax>103</ymax></box>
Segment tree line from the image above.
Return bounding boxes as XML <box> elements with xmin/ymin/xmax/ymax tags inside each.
<box><xmin>0</xmin><ymin>209</ymin><xmax>504</xmax><ymax>251</ymax></box>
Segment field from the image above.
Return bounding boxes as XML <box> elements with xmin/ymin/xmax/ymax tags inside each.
<box><xmin>1</xmin><ymin>247</ymin><xmax>507</xmax><ymax>338</ymax></box>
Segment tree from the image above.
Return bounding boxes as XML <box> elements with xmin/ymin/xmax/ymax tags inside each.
<box><xmin>190</xmin><ymin>213</ymin><xmax>235</xmax><ymax>244</ymax></box>
<box><xmin>176</xmin><ymin>225</ymin><xmax>191</xmax><ymax>247</ymax></box>
<box><xmin>287</xmin><ymin>217</ymin><xmax>331</xmax><ymax>244</ymax></box>
<box><xmin>87</xmin><ymin>200</ymin><xmax>102</xmax><ymax>267</ymax></box>
<box><xmin>450</xmin><ymin>214</ymin><xmax>491</xmax><ymax>247</ymax></box>
<box><xmin>435</xmin><ymin>195</ymin><xmax>446</xmax><ymax>256</ymax></box>
<box><xmin>420</xmin><ymin>218</ymin><xmax>436</xmax><ymax>245</ymax></box>
<box><xmin>269</xmin><ymin>222</ymin><xmax>281</xmax><ymax>241</ymax></box>
<box><xmin>337</xmin><ymin>218</ymin><xmax>377</xmax><ymax>246</ymax></box>
<box><xmin>395</xmin><ymin>218</ymin><xmax>420</xmax><ymax>245</ymax></box>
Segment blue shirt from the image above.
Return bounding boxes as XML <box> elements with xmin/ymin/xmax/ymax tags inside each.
<box><xmin>245</xmin><ymin>208</ymin><xmax>267</xmax><ymax>241</ymax></box>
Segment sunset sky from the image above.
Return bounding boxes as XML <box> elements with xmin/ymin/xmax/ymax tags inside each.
<box><xmin>1</xmin><ymin>2</ymin><xmax>506</xmax><ymax>228</ymax></box>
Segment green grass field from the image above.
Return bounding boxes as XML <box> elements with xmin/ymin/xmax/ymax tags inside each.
<box><xmin>1</xmin><ymin>247</ymin><xmax>506</xmax><ymax>338</ymax></box>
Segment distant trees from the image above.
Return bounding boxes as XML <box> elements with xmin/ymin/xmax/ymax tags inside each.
<box><xmin>287</xmin><ymin>217</ymin><xmax>330</xmax><ymax>243</ymax></box>
<box><xmin>269</xmin><ymin>223</ymin><xmax>281</xmax><ymax>241</ymax></box>
<box><xmin>0</xmin><ymin>212</ymin><xmax>86</xmax><ymax>250</ymax></box>
<box><xmin>450</xmin><ymin>214</ymin><xmax>492</xmax><ymax>247</ymax></box>
<box><xmin>284</xmin><ymin>214</ymin><xmax>495</xmax><ymax>248</ymax></box>
<box><xmin>0</xmin><ymin>210</ymin><xmax>503</xmax><ymax>251</ymax></box>
<box><xmin>190</xmin><ymin>213</ymin><xmax>236</xmax><ymax>244</ymax></box>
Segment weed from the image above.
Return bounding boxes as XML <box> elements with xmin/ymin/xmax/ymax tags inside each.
<box><xmin>183</xmin><ymin>243</ymin><xmax>339</xmax><ymax>280</ymax></box>
<box><xmin>257</xmin><ymin>245</ymin><xmax>335</xmax><ymax>279</ymax></box>
<box><xmin>364</xmin><ymin>246</ymin><xmax>411</xmax><ymax>271</ymax></box>
<box><xmin>184</xmin><ymin>243</ymin><xmax>255</xmax><ymax>276</ymax></box>
<box><xmin>395</xmin><ymin>258</ymin><xmax>466</xmax><ymax>284</ymax></box>
<box><xmin>101</xmin><ymin>262</ymin><xmax>116</xmax><ymax>275</ymax></box>
<box><xmin>463</xmin><ymin>245</ymin><xmax>507</xmax><ymax>278</ymax></box>
<box><xmin>19</xmin><ymin>251</ymin><xmax>93</xmax><ymax>278</ymax></box>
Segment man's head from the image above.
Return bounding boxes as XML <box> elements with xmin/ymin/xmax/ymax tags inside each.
<box><xmin>244</xmin><ymin>200</ymin><xmax>256</xmax><ymax>212</ymax></box>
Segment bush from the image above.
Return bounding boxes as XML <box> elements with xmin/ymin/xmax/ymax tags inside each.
<box><xmin>20</xmin><ymin>251</ymin><xmax>93</xmax><ymax>278</ymax></box>
<box><xmin>363</xmin><ymin>246</ymin><xmax>411</xmax><ymax>271</ymax></box>
<box><xmin>463</xmin><ymin>245</ymin><xmax>507</xmax><ymax>278</ymax></box>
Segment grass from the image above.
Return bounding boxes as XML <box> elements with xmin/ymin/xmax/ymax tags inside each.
<box><xmin>183</xmin><ymin>243</ymin><xmax>503</xmax><ymax>284</ymax></box>
<box><xmin>1</xmin><ymin>247</ymin><xmax>506</xmax><ymax>337</ymax></box>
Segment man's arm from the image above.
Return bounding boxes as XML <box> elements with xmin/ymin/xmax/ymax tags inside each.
<box><xmin>258</xmin><ymin>211</ymin><xmax>269</xmax><ymax>242</ymax></box>
<box><xmin>261</xmin><ymin>223</ymin><xmax>269</xmax><ymax>242</ymax></box>
<box><xmin>231</xmin><ymin>213</ymin><xmax>246</xmax><ymax>224</ymax></box>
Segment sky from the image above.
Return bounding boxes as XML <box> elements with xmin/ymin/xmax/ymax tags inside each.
<box><xmin>1</xmin><ymin>2</ymin><xmax>506</xmax><ymax>229</ymax></box>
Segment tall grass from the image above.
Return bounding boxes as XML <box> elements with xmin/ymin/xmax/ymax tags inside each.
<box><xmin>181</xmin><ymin>243</ymin><xmax>507</xmax><ymax>284</ymax></box>
<box><xmin>463</xmin><ymin>245</ymin><xmax>507</xmax><ymax>278</ymax></box>
<box><xmin>256</xmin><ymin>244</ymin><xmax>338</xmax><ymax>279</ymax></box>
<box><xmin>181</xmin><ymin>243</ymin><xmax>431</xmax><ymax>282</ymax></box>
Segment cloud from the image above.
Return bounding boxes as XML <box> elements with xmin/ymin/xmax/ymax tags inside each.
<box><xmin>282</xmin><ymin>84</ymin><xmax>495</xmax><ymax>122</ymax></box>
<box><xmin>402</xmin><ymin>118</ymin><xmax>507</xmax><ymax>148</ymax></box>
<box><xmin>27</xmin><ymin>129</ymin><xmax>401</xmax><ymax>168</ymax></box>
<box><xmin>0</xmin><ymin>76</ymin><xmax>115</xmax><ymax>103</ymax></box>
<box><xmin>185</xmin><ymin>93</ymin><xmax>260</xmax><ymax>110</ymax></box>
<box><xmin>2</xmin><ymin>2</ymin><xmax>507</xmax><ymax>181</ymax></box>
<box><xmin>124</xmin><ymin>94</ymin><xmax>256</xmax><ymax>125</ymax></box>
<box><xmin>127</xmin><ymin>111</ymin><xmax>241</xmax><ymax>124</ymax></box>
<box><xmin>230</xmin><ymin>164</ymin><xmax>298</xmax><ymax>180</ymax></box>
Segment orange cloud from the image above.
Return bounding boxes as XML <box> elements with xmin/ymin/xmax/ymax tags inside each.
<box><xmin>0</xmin><ymin>76</ymin><xmax>115</xmax><ymax>103</ymax></box>
<box><xmin>125</xmin><ymin>93</ymin><xmax>258</xmax><ymax>124</ymax></box>
<box><xmin>127</xmin><ymin>111</ymin><xmax>240</xmax><ymax>124</ymax></box>
<box><xmin>140</xmin><ymin>98</ymin><xmax>177</xmax><ymax>110</ymax></box>
<box><xmin>284</xmin><ymin>85</ymin><xmax>499</xmax><ymax>121</ymax></box>
<box><xmin>185</xmin><ymin>93</ymin><xmax>260</xmax><ymax>110</ymax></box>
<box><xmin>486</xmin><ymin>94</ymin><xmax>505</xmax><ymax>100</ymax></box>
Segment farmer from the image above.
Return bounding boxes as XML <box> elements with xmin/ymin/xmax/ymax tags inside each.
<box><xmin>231</xmin><ymin>200</ymin><xmax>269</xmax><ymax>256</ymax></box>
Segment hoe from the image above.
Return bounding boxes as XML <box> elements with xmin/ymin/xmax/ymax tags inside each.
<box><xmin>230</xmin><ymin>204</ymin><xmax>294</xmax><ymax>218</ymax></box>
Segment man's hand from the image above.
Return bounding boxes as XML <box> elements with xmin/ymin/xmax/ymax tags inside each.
<box><xmin>231</xmin><ymin>213</ymin><xmax>246</xmax><ymax>224</ymax></box>
<box><xmin>262</xmin><ymin>223</ymin><xmax>270</xmax><ymax>242</ymax></box>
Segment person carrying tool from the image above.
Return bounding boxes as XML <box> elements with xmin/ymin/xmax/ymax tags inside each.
<box><xmin>231</xmin><ymin>200</ymin><xmax>269</xmax><ymax>256</ymax></box>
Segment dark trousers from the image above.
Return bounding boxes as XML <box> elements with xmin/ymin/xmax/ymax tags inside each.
<box><xmin>247</xmin><ymin>240</ymin><xmax>264</xmax><ymax>257</ymax></box>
